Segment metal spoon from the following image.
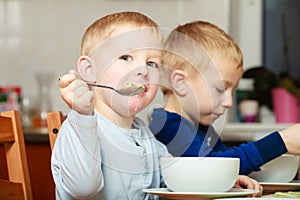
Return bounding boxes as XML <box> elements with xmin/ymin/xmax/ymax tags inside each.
<box><xmin>86</xmin><ymin>82</ymin><xmax>145</xmax><ymax>96</ymax></box>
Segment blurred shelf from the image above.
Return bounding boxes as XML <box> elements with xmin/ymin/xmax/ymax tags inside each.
<box><xmin>221</xmin><ymin>123</ymin><xmax>291</xmax><ymax>142</ymax></box>
<box><xmin>22</xmin><ymin>123</ymin><xmax>293</xmax><ymax>144</ymax></box>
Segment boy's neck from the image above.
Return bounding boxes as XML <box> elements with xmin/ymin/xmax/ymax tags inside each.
<box><xmin>95</xmin><ymin>103</ymin><xmax>135</xmax><ymax>129</ymax></box>
<box><xmin>164</xmin><ymin>93</ymin><xmax>182</xmax><ymax>114</ymax></box>
<box><xmin>164</xmin><ymin>92</ymin><xmax>197</xmax><ymax>126</ymax></box>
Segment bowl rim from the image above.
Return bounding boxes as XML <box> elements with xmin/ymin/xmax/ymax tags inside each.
<box><xmin>160</xmin><ymin>157</ymin><xmax>240</xmax><ymax>161</ymax></box>
<box><xmin>281</xmin><ymin>153</ymin><xmax>299</xmax><ymax>157</ymax></box>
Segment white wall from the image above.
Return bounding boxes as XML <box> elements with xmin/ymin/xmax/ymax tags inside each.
<box><xmin>228</xmin><ymin>0</ymin><xmax>262</xmax><ymax>122</ymax></box>
<box><xmin>229</xmin><ymin>0</ymin><xmax>262</xmax><ymax>70</ymax></box>
<box><xmin>0</xmin><ymin>0</ymin><xmax>230</xmax><ymax>115</ymax></box>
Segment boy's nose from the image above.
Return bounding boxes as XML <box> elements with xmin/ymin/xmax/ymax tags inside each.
<box><xmin>223</xmin><ymin>92</ymin><xmax>233</xmax><ymax>108</ymax></box>
<box><xmin>136</xmin><ymin>65</ymin><xmax>148</xmax><ymax>76</ymax></box>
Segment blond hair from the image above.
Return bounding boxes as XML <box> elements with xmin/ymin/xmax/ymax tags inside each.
<box><xmin>161</xmin><ymin>21</ymin><xmax>243</xmax><ymax>94</ymax></box>
<box><xmin>80</xmin><ymin>11</ymin><xmax>163</xmax><ymax>56</ymax></box>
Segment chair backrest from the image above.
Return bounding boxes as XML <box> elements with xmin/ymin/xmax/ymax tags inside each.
<box><xmin>0</xmin><ymin>110</ymin><xmax>33</xmax><ymax>200</ymax></box>
<box><xmin>46</xmin><ymin>111</ymin><xmax>65</xmax><ymax>151</ymax></box>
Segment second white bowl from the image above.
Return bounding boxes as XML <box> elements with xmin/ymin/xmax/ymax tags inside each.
<box><xmin>249</xmin><ymin>154</ymin><xmax>299</xmax><ymax>183</ymax></box>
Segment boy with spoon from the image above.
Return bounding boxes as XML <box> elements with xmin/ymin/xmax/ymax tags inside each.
<box><xmin>56</xmin><ymin>12</ymin><xmax>262</xmax><ymax>199</ymax></box>
<box><xmin>54</xmin><ymin>11</ymin><xmax>170</xmax><ymax>200</ymax></box>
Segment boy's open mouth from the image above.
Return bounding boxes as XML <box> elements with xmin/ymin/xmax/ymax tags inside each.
<box><xmin>119</xmin><ymin>81</ymin><xmax>145</xmax><ymax>96</ymax></box>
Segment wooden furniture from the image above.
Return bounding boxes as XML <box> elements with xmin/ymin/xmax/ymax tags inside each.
<box><xmin>46</xmin><ymin>111</ymin><xmax>65</xmax><ymax>151</ymax></box>
<box><xmin>1</xmin><ymin>129</ymin><xmax>55</xmax><ymax>200</ymax></box>
<box><xmin>0</xmin><ymin>110</ymin><xmax>33</xmax><ymax>200</ymax></box>
<box><xmin>45</xmin><ymin>111</ymin><xmax>65</xmax><ymax>199</ymax></box>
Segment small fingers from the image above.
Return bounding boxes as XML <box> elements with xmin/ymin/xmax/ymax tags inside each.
<box><xmin>73</xmin><ymin>91</ymin><xmax>94</xmax><ymax>115</ymax></box>
<box><xmin>73</xmin><ymin>81</ymin><xmax>91</xmax><ymax>99</ymax></box>
<box><xmin>60</xmin><ymin>78</ymin><xmax>88</xmax><ymax>109</ymax></box>
<box><xmin>59</xmin><ymin>72</ymin><xmax>78</xmax><ymax>88</ymax></box>
<box><xmin>251</xmin><ymin>182</ymin><xmax>263</xmax><ymax>197</ymax></box>
<box><xmin>68</xmin><ymin>69</ymin><xmax>78</xmax><ymax>75</ymax></box>
<box><xmin>59</xmin><ymin>70</ymin><xmax>95</xmax><ymax>115</ymax></box>
<box><xmin>74</xmin><ymin>90</ymin><xmax>94</xmax><ymax>107</ymax></box>
<box><xmin>247</xmin><ymin>177</ymin><xmax>263</xmax><ymax>197</ymax></box>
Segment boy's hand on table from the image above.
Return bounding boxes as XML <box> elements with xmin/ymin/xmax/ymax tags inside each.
<box><xmin>279</xmin><ymin>124</ymin><xmax>300</xmax><ymax>155</ymax></box>
<box><xmin>59</xmin><ymin>70</ymin><xmax>94</xmax><ymax>115</ymax></box>
<box><xmin>234</xmin><ymin>175</ymin><xmax>263</xmax><ymax>197</ymax></box>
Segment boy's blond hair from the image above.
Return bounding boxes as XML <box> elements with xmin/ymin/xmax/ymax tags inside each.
<box><xmin>161</xmin><ymin>21</ymin><xmax>243</xmax><ymax>95</ymax></box>
<box><xmin>80</xmin><ymin>11</ymin><xmax>163</xmax><ymax>56</ymax></box>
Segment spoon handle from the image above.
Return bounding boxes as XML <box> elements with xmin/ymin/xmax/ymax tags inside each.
<box><xmin>86</xmin><ymin>81</ymin><xmax>144</xmax><ymax>96</ymax></box>
<box><xmin>86</xmin><ymin>82</ymin><xmax>115</xmax><ymax>91</ymax></box>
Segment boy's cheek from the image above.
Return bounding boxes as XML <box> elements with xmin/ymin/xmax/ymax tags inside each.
<box><xmin>148</xmin><ymin>69</ymin><xmax>160</xmax><ymax>83</ymax></box>
<box><xmin>209</xmin><ymin>90</ymin><xmax>224</xmax><ymax>107</ymax></box>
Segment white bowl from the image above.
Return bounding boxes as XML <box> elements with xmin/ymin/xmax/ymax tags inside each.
<box><xmin>160</xmin><ymin>157</ymin><xmax>240</xmax><ymax>192</ymax></box>
<box><xmin>249</xmin><ymin>154</ymin><xmax>299</xmax><ymax>183</ymax></box>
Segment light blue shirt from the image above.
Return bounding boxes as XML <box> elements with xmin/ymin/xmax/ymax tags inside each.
<box><xmin>51</xmin><ymin>110</ymin><xmax>170</xmax><ymax>200</ymax></box>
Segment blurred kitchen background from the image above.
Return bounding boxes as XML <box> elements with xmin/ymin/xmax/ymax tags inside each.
<box><xmin>0</xmin><ymin>0</ymin><xmax>299</xmax><ymax>127</ymax></box>
<box><xmin>1</xmin><ymin>1</ymin><xmax>300</xmax><ymax>198</ymax></box>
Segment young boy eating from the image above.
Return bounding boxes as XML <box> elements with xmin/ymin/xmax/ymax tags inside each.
<box><xmin>149</xmin><ymin>20</ymin><xmax>300</xmax><ymax>176</ymax></box>
<box><xmin>54</xmin><ymin>11</ymin><xmax>170</xmax><ymax>199</ymax></box>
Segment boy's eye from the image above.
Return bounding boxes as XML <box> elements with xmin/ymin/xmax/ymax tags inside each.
<box><xmin>119</xmin><ymin>55</ymin><xmax>133</xmax><ymax>62</ymax></box>
<box><xmin>215</xmin><ymin>86</ymin><xmax>225</xmax><ymax>93</ymax></box>
<box><xmin>146</xmin><ymin>62</ymin><xmax>158</xmax><ymax>68</ymax></box>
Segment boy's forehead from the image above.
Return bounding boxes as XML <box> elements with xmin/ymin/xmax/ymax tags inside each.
<box><xmin>207</xmin><ymin>53</ymin><xmax>243</xmax><ymax>87</ymax></box>
<box><xmin>111</xmin><ymin>24</ymin><xmax>161</xmax><ymax>40</ymax></box>
<box><xmin>90</xmin><ymin>26</ymin><xmax>162</xmax><ymax>57</ymax></box>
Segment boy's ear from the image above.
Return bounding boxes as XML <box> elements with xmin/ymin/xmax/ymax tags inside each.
<box><xmin>77</xmin><ymin>56</ymin><xmax>97</xmax><ymax>82</ymax></box>
<box><xmin>170</xmin><ymin>69</ymin><xmax>188</xmax><ymax>96</ymax></box>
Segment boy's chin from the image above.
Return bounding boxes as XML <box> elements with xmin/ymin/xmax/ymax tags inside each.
<box><xmin>127</xmin><ymin>98</ymin><xmax>146</xmax><ymax>114</ymax></box>
<box><xmin>199</xmin><ymin>117</ymin><xmax>214</xmax><ymax>126</ymax></box>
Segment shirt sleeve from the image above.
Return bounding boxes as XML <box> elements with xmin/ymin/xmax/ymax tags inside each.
<box><xmin>207</xmin><ymin>131</ymin><xmax>287</xmax><ymax>175</ymax></box>
<box><xmin>253</xmin><ymin>131</ymin><xmax>287</xmax><ymax>163</ymax></box>
<box><xmin>51</xmin><ymin>109</ymin><xmax>103</xmax><ymax>199</ymax></box>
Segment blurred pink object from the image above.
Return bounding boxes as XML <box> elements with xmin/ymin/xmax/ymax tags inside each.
<box><xmin>239</xmin><ymin>100</ymin><xmax>259</xmax><ymax>123</ymax></box>
<box><xmin>272</xmin><ymin>88</ymin><xmax>299</xmax><ymax>123</ymax></box>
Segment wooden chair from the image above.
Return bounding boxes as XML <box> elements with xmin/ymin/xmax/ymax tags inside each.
<box><xmin>0</xmin><ymin>110</ymin><xmax>33</xmax><ymax>200</ymax></box>
<box><xmin>46</xmin><ymin>111</ymin><xmax>65</xmax><ymax>151</ymax></box>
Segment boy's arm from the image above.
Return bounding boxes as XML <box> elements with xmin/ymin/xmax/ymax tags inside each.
<box><xmin>51</xmin><ymin>110</ymin><xmax>103</xmax><ymax>199</ymax></box>
<box><xmin>278</xmin><ymin>124</ymin><xmax>300</xmax><ymax>155</ymax></box>
<box><xmin>52</xmin><ymin>70</ymin><xmax>103</xmax><ymax>198</ymax></box>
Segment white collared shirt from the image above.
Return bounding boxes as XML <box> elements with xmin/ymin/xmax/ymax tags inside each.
<box><xmin>51</xmin><ymin>110</ymin><xmax>170</xmax><ymax>200</ymax></box>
